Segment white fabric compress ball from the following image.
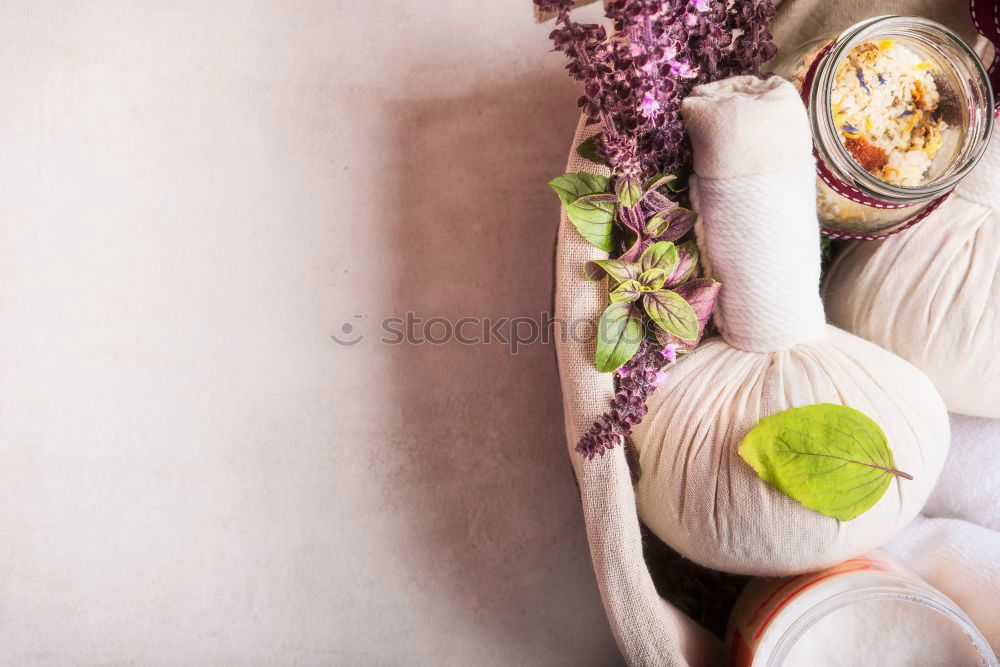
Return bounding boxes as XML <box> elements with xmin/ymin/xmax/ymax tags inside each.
<box><xmin>631</xmin><ymin>76</ymin><xmax>950</xmax><ymax>576</ymax></box>
<box><xmin>823</xmin><ymin>133</ymin><xmax>1000</xmax><ymax>419</ymax></box>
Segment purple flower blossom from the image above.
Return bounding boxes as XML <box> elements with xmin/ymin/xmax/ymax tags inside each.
<box><xmin>661</xmin><ymin>343</ymin><xmax>679</xmax><ymax>364</ymax></box>
<box><xmin>669</xmin><ymin>59</ymin><xmax>698</xmax><ymax>78</ymax></box>
<box><xmin>537</xmin><ymin>0</ymin><xmax>776</xmax><ymax>459</ymax></box>
<box><xmin>640</xmin><ymin>92</ymin><xmax>662</xmax><ymax>118</ymax></box>
<box><xmin>577</xmin><ymin>341</ymin><xmax>666</xmax><ymax>459</ymax></box>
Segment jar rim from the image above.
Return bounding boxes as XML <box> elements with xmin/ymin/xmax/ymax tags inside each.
<box><xmin>808</xmin><ymin>15</ymin><xmax>995</xmax><ymax>203</ymax></box>
<box><xmin>766</xmin><ymin>583</ymin><xmax>998</xmax><ymax>667</ymax></box>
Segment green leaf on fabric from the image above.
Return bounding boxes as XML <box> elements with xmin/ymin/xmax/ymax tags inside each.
<box><xmin>643</xmin><ymin>289</ymin><xmax>698</xmax><ymax>340</ymax></box>
<box><xmin>609</xmin><ymin>279</ymin><xmax>642</xmax><ymax>303</ymax></box>
<box><xmin>639</xmin><ymin>241</ymin><xmax>678</xmax><ymax>276</ymax></box>
<box><xmin>595</xmin><ymin>302</ymin><xmax>643</xmax><ymax>372</ymax></box>
<box><xmin>576</xmin><ymin>135</ymin><xmax>609</xmax><ymax>166</ymax></box>
<box><xmin>548</xmin><ymin>173</ymin><xmax>615</xmax><ymax>252</ymax></box>
<box><xmin>583</xmin><ymin>259</ymin><xmax>639</xmax><ymax>283</ymax></box>
<box><xmin>738</xmin><ymin>404</ymin><xmax>913</xmax><ymax>521</ymax></box>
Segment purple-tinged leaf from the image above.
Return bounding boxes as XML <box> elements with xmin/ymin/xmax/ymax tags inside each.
<box><xmin>656</xmin><ymin>278</ymin><xmax>720</xmax><ymax>349</ymax></box>
<box><xmin>642</xmin><ymin>172</ymin><xmax>679</xmax><ymax>195</ymax></box>
<box><xmin>664</xmin><ymin>240</ymin><xmax>700</xmax><ymax>287</ymax></box>
<box><xmin>651</xmin><ymin>207</ymin><xmax>696</xmax><ymax>243</ymax></box>
<box><xmin>643</xmin><ymin>190</ymin><xmax>674</xmax><ymax>212</ymax></box>
<box><xmin>575</xmin><ymin>193</ymin><xmax>618</xmax><ymax>204</ymax></box>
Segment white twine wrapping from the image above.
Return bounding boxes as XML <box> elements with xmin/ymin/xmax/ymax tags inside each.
<box><xmin>683</xmin><ymin>76</ymin><xmax>826</xmax><ymax>352</ymax></box>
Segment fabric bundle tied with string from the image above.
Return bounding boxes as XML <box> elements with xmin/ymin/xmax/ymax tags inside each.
<box><xmin>629</xmin><ymin>75</ymin><xmax>951</xmax><ymax>575</ymax></box>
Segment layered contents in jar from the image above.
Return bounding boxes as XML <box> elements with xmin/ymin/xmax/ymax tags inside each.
<box><xmin>831</xmin><ymin>39</ymin><xmax>946</xmax><ymax>187</ymax></box>
<box><xmin>789</xmin><ymin>38</ymin><xmax>952</xmax><ymax>232</ymax></box>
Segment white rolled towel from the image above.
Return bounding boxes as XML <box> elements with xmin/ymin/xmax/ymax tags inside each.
<box><xmin>884</xmin><ymin>515</ymin><xmax>1000</xmax><ymax>654</ymax></box>
<box><xmin>631</xmin><ymin>76</ymin><xmax>950</xmax><ymax>576</ymax></box>
<box><xmin>923</xmin><ymin>414</ymin><xmax>1000</xmax><ymax>531</ymax></box>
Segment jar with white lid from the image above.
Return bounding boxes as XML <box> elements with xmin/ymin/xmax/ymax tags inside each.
<box><xmin>770</xmin><ymin>15</ymin><xmax>996</xmax><ymax>239</ymax></box>
<box><xmin>726</xmin><ymin>553</ymin><xmax>997</xmax><ymax>666</ymax></box>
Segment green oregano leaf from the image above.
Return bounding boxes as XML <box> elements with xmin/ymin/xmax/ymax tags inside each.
<box><xmin>594</xmin><ymin>301</ymin><xmax>643</xmax><ymax>373</ymax></box>
<box><xmin>548</xmin><ymin>173</ymin><xmax>615</xmax><ymax>252</ymax></box>
<box><xmin>576</xmin><ymin>135</ymin><xmax>608</xmax><ymax>166</ymax></box>
<box><xmin>738</xmin><ymin>404</ymin><xmax>913</xmax><ymax>521</ymax></box>
<box><xmin>643</xmin><ymin>289</ymin><xmax>698</xmax><ymax>340</ymax></box>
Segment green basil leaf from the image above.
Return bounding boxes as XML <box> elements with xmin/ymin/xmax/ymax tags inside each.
<box><xmin>583</xmin><ymin>259</ymin><xmax>639</xmax><ymax>283</ymax></box>
<box><xmin>642</xmin><ymin>289</ymin><xmax>698</xmax><ymax>340</ymax></box>
<box><xmin>548</xmin><ymin>173</ymin><xmax>615</xmax><ymax>252</ymax></box>
<box><xmin>738</xmin><ymin>404</ymin><xmax>913</xmax><ymax>521</ymax></box>
<box><xmin>595</xmin><ymin>302</ymin><xmax>643</xmax><ymax>373</ymax></box>
<box><xmin>576</xmin><ymin>135</ymin><xmax>609</xmax><ymax>166</ymax></box>
<box><xmin>610</xmin><ymin>279</ymin><xmax>642</xmax><ymax>303</ymax></box>
<box><xmin>615</xmin><ymin>178</ymin><xmax>642</xmax><ymax>209</ymax></box>
<box><xmin>638</xmin><ymin>268</ymin><xmax>666</xmax><ymax>290</ymax></box>
<box><xmin>639</xmin><ymin>241</ymin><xmax>678</xmax><ymax>276</ymax></box>
<box><xmin>656</xmin><ymin>278</ymin><xmax>720</xmax><ymax>350</ymax></box>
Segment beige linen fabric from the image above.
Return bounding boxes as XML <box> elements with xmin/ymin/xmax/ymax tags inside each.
<box><xmin>631</xmin><ymin>76</ymin><xmax>949</xmax><ymax>575</ymax></box>
<box><xmin>823</xmin><ymin>134</ymin><xmax>1000</xmax><ymax>418</ymax></box>
<box><xmin>554</xmin><ymin>117</ymin><xmax>721</xmax><ymax>667</ymax></box>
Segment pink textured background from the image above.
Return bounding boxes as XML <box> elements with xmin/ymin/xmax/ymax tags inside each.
<box><xmin>0</xmin><ymin>1</ymin><xmax>622</xmax><ymax>663</ymax></box>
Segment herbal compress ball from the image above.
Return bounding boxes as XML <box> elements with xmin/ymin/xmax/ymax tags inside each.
<box><xmin>630</xmin><ymin>76</ymin><xmax>949</xmax><ymax>576</ymax></box>
<box><xmin>823</xmin><ymin>134</ymin><xmax>1000</xmax><ymax>419</ymax></box>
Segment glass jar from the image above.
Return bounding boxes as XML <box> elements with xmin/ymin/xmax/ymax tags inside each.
<box><xmin>726</xmin><ymin>553</ymin><xmax>997</xmax><ymax>666</ymax></box>
<box><xmin>771</xmin><ymin>16</ymin><xmax>994</xmax><ymax>239</ymax></box>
